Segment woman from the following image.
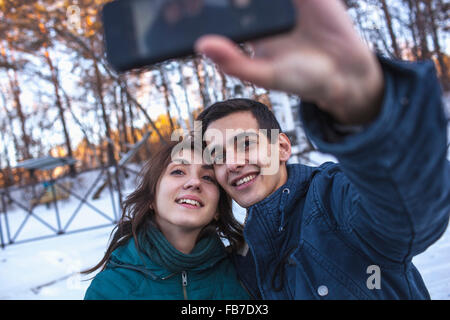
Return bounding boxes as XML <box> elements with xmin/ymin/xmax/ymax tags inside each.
<box><xmin>83</xmin><ymin>140</ymin><xmax>250</xmax><ymax>300</ymax></box>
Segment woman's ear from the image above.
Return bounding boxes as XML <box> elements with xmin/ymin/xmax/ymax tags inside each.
<box><xmin>214</xmin><ymin>212</ymin><xmax>219</xmax><ymax>221</ymax></box>
<box><xmin>278</xmin><ymin>133</ymin><xmax>292</xmax><ymax>163</ymax></box>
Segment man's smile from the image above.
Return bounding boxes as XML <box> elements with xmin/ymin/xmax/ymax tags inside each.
<box><xmin>230</xmin><ymin>172</ymin><xmax>260</xmax><ymax>190</ymax></box>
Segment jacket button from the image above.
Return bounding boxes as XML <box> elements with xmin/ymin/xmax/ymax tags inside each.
<box><xmin>317</xmin><ymin>285</ymin><xmax>328</xmax><ymax>297</ymax></box>
<box><xmin>287</xmin><ymin>257</ymin><xmax>297</xmax><ymax>266</ymax></box>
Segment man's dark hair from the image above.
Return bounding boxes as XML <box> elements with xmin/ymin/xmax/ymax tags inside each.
<box><xmin>197</xmin><ymin>98</ymin><xmax>282</xmax><ymax>143</ymax></box>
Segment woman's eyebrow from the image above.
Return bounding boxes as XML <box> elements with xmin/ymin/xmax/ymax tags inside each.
<box><xmin>171</xmin><ymin>158</ymin><xmax>190</xmax><ymax>165</ymax></box>
<box><xmin>170</xmin><ymin>158</ymin><xmax>212</xmax><ymax>169</ymax></box>
<box><xmin>202</xmin><ymin>164</ymin><xmax>214</xmax><ymax>170</ymax></box>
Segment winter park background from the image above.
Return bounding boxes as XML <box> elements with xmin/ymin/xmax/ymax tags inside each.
<box><xmin>1</xmin><ymin>1</ymin><xmax>450</xmax><ymax>299</ymax></box>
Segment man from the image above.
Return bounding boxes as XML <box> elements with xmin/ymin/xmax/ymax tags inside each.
<box><xmin>194</xmin><ymin>0</ymin><xmax>450</xmax><ymax>299</ymax></box>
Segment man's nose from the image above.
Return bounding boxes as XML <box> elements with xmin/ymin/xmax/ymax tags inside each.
<box><xmin>225</xmin><ymin>150</ymin><xmax>247</xmax><ymax>172</ymax></box>
<box><xmin>225</xmin><ymin>162</ymin><xmax>244</xmax><ymax>172</ymax></box>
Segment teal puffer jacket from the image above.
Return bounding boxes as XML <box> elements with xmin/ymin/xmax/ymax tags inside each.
<box><xmin>84</xmin><ymin>228</ymin><xmax>251</xmax><ymax>300</ymax></box>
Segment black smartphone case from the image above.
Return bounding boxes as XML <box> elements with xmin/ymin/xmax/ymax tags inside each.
<box><xmin>102</xmin><ymin>0</ymin><xmax>296</xmax><ymax>72</ymax></box>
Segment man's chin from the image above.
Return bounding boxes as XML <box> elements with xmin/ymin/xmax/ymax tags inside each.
<box><xmin>232</xmin><ymin>194</ymin><xmax>262</xmax><ymax>209</ymax></box>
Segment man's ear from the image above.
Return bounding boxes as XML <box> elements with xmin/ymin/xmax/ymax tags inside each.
<box><xmin>278</xmin><ymin>133</ymin><xmax>292</xmax><ymax>163</ymax></box>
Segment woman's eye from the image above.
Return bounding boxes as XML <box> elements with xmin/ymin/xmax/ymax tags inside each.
<box><xmin>203</xmin><ymin>175</ymin><xmax>216</xmax><ymax>183</ymax></box>
<box><xmin>170</xmin><ymin>169</ymin><xmax>184</xmax><ymax>175</ymax></box>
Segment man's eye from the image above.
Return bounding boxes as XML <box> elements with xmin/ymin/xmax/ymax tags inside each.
<box><xmin>213</xmin><ymin>154</ymin><xmax>225</xmax><ymax>164</ymax></box>
<box><xmin>237</xmin><ymin>139</ymin><xmax>255</xmax><ymax>151</ymax></box>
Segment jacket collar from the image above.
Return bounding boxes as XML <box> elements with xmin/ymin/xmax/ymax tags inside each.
<box><xmin>248</xmin><ymin>164</ymin><xmax>315</xmax><ymax>215</ymax></box>
<box><xmin>245</xmin><ymin>164</ymin><xmax>317</xmax><ymax>237</ymax></box>
<box><xmin>108</xmin><ymin>227</ymin><xmax>227</xmax><ymax>280</ymax></box>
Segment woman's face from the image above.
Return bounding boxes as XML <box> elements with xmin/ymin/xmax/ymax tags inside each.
<box><xmin>153</xmin><ymin>150</ymin><xmax>220</xmax><ymax>236</ymax></box>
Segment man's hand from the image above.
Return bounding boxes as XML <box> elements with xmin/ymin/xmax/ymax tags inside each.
<box><xmin>194</xmin><ymin>0</ymin><xmax>384</xmax><ymax>125</ymax></box>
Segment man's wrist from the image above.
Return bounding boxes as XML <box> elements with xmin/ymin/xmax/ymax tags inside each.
<box><xmin>322</xmin><ymin>55</ymin><xmax>385</xmax><ymax>126</ymax></box>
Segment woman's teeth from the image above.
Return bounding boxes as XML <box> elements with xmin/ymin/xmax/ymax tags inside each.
<box><xmin>236</xmin><ymin>175</ymin><xmax>256</xmax><ymax>186</ymax></box>
<box><xmin>177</xmin><ymin>199</ymin><xmax>201</xmax><ymax>207</ymax></box>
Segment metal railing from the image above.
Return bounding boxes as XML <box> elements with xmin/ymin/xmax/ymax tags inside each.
<box><xmin>0</xmin><ymin>165</ymin><xmax>139</xmax><ymax>249</ymax></box>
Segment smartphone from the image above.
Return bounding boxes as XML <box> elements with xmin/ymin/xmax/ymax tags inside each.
<box><xmin>102</xmin><ymin>0</ymin><xmax>296</xmax><ymax>72</ymax></box>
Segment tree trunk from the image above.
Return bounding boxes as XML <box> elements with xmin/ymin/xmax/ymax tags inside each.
<box><xmin>43</xmin><ymin>49</ymin><xmax>76</xmax><ymax>175</ymax></box>
<box><xmin>157</xmin><ymin>66</ymin><xmax>175</xmax><ymax>131</ymax></box>
<box><xmin>7</xmin><ymin>70</ymin><xmax>31</xmax><ymax>160</ymax></box>
<box><xmin>379</xmin><ymin>0</ymin><xmax>401</xmax><ymax>58</ymax></box>
<box><xmin>193</xmin><ymin>57</ymin><xmax>211</xmax><ymax>109</ymax></box>
<box><xmin>118</xmin><ymin>81</ymin><xmax>131</xmax><ymax>153</ymax></box>
<box><xmin>160</xmin><ymin>65</ymin><xmax>188</xmax><ymax>133</ymax></box>
<box><xmin>178</xmin><ymin>61</ymin><xmax>194</xmax><ymax>129</ymax></box>
<box><xmin>112</xmin><ymin>85</ymin><xmax>126</xmax><ymax>155</ymax></box>
<box><xmin>413</xmin><ymin>0</ymin><xmax>432</xmax><ymax>59</ymax></box>
<box><xmin>405</xmin><ymin>0</ymin><xmax>420</xmax><ymax>59</ymax></box>
<box><xmin>424</xmin><ymin>0</ymin><xmax>449</xmax><ymax>89</ymax></box>
<box><xmin>93</xmin><ymin>60</ymin><xmax>116</xmax><ymax>167</ymax></box>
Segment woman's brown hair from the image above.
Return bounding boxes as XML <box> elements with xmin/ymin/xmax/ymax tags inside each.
<box><xmin>83</xmin><ymin>140</ymin><xmax>244</xmax><ymax>274</ymax></box>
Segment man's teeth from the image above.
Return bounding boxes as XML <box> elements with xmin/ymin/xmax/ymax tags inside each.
<box><xmin>236</xmin><ymin>175</ymin><xmax>256</xmax><ymax>186</ymax></box>
<box><xmin>177</xmin><ymin>199</ymin><xmax>201</xmax><ymax>207</ymax></box>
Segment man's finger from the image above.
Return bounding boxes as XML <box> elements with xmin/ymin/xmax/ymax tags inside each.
<box><xmin>195</xmin><ymin>35</ymin><xmax>274</xmax><ymax>88</ymax></box>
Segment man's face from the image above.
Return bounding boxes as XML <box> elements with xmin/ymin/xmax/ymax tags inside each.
<box><xmin>204</xmin><ymin>111</ymin><xmax>291</xmax><ymax>208</ymax></box>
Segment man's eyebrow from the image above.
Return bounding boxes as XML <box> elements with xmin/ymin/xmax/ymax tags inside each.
<box><xmin>205</xmin><ymin>131</ymin><xmax>258</xmax><ymax>154</ymax></box>
<box><xmin>204</xmin><ymin>143</ymin><xmax>222</xmax><ymax>156</ymax></box>
<box><xmin>228</xmin><ymin>131</ymin><xmax>258</xmax><ymax>144</ymax></box>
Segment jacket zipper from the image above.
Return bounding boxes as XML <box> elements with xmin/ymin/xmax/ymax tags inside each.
<box><xmin>181</xmin><ymin>271</ymin><xmax>188</xmax><ymax>300</ymax></box>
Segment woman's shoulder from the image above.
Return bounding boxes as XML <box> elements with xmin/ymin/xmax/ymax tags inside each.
<box><xmin>84</xmin><ymin>260</ymin><xmax>152</xmax><ymax>300</ymax></box>
<box><xmin>83</xmin><ymin>268</ymin><xmax>131</xmax><ymax>300</ymax></box>
<box><xmin>83</xmin><ymin>238</ymin><xmax>153</xmax><ymax>300</ymax></box>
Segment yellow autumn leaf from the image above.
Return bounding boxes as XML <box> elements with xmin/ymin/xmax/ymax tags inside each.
<box><xmin>38</xmin><ymin>22</ymin><xmax>46</xmax><ymax>33</ymax></box>
<box><xmin>86</xmin><ymin>16</ymin><xmax>94</xmax><ymax>27</ymax></box>
<box><xmin>34</xmin><ymin>2</ymin><xmax>46</xmax><ymax>12</ymax></box>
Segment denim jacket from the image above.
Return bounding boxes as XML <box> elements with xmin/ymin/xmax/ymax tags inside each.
<box><xmin>232</xmin><ymin>57</ymin><xmax>450</xmax><ymax>299</ymax></box>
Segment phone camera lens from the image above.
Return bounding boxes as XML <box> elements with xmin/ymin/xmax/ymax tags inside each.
<box><xmin>240</xmin><ymin>14</ymin><xmax>255</xmax><ymax>28</ymax></box>
<box><xmin>232</xmin><ymin>0</ymin><xmax>252</xmax><ymax>9</ymax></box>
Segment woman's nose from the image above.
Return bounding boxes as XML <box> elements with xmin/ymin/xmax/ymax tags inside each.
<box><xmin>183</xmin><ymin>176</ymin><xmax>201</xmax><ymax>190</ymax></box>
